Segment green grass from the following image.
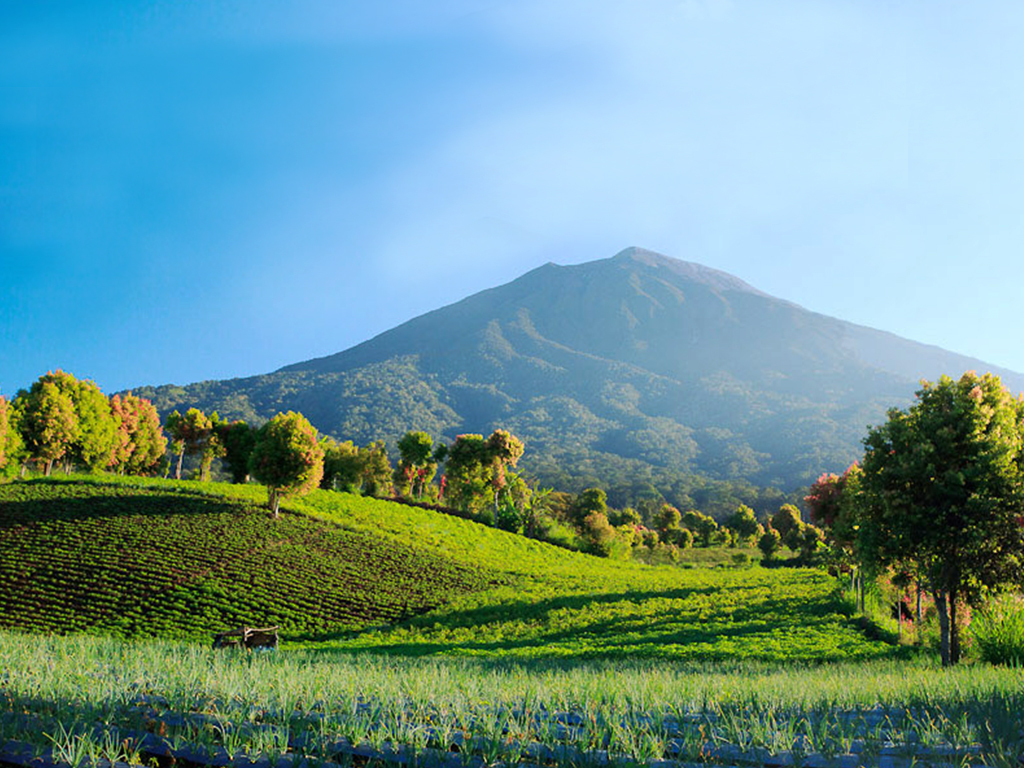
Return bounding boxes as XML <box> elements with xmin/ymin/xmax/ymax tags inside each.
<box><xmin>0</xmin><ymin>633</ymin><xmax>1022</xmax><ymax>768</ymax></box>
<box><xmin>0</xmin><ymin>474</ymin><xmax>895</xmax><ymax>662</ymax></box>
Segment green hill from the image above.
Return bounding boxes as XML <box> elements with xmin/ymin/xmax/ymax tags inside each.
<box><xmin>0</xmin><ymin>477</ymin><xmax>896</xmax><ymax>661</ymax></box>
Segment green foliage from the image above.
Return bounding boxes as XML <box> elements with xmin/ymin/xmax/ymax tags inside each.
<box><xmin>571</xmin><ymin>487</ymin><xmax>609</xmax><ymax>528</ymax></box>
<box><xmin>725</xmin><ymin>504</ymin><xmax>762</xmax><ymax>545</ymax></box>
<box><xmin>758</xmin><ymin>527</ymin><xmax>782</xmax><ymax>561</ymax></box>
<box><xmin>249</xmin><ymin>411</ymin><xmax>325</xmax><ymax>515</ymax></box>
<box><xmin>772</xmin><ymin>503</ymin><xmax>803</xmax><ymax>540</ymax></box>
<box><xmin>682</xmin><ymin>509</ymin><xmax>719</xmax><ymax>547</ymax></box>
<box><xmin>2</xmin><ymin>631</ymin><xmax>1022</xmax><ymax>768</ymax></box>
<box><xmin>654</xmin><ymin>503</ymin><xmax>681</xmax><ymax>541</ymax></box>
<box><xmin>969</xmin><ymin>594</ymin><xmax>1024</xmax><ymax>666</ymax></box>
<box><xmin>394</xmin><ymin>431</ymin><xmax>436</xmax><ymax>499</ymax></box>
<box><xmin>320</xmin><ymin>438</ymin><xmax>356</xmax><ymax>491</ymax></box>
<box><xmin>0</xmin><ymin>476</ymin><xmax>893</xmax><ymax>663</ymax></box>
<box><xmin>360</xmin><ymin>440</ymin><xmax>393</xmax><ymax>497</ymax></box>
<box><xmin>216</xmin><ymin>419</ymin><xmax>254</xmax><ymax>483</ymax></box>
<box><xmin>859</xmin><ymin>372</ymin><xmax>1024</xmax><ymax>665</ymax></box>
<box><xmin>164</xmin><ymin>407</ymin><xmax>221</xmax><ymax>481</ymax></box>
<box><xmin>0</xmin><ymin>479</ymin><xmax>493</xmax><ymax>638</ymax></box>
<box><xmin>16</xmin><ymin>377</ymin><xmax>78</xmax><ymax>475</ymax></box>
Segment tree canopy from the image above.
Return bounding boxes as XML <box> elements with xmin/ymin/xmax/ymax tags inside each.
<box><xmin>249</xmin><ymin>411</ymin><xmax>325</xmax><ymax>517</ymax></box>
<box><xmin>858</xmin><ymin>372</ymin><xmax>1024</xmax><ymax>665</ymax></box>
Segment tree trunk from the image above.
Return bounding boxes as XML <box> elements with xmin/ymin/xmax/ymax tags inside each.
<box><xmin>175</xmin><ymin>450</ymin><xmax>184</xmax><ymax>480</ymax></box>
<box><xmin>916</xmin><ymin>582</ymin><xmax>922</xmax><ymax>623</ymax></box>
<box><xmin>268</xmin><ymin>488</ymin><xmax>280</xmax><ymax>519</ymax></box>
<box><xmin>44</xmin><ymin>458</ymin><xmax>53</xmax><ymax>477</ymax></box>
<box><xmin>949</xmin><ymin>587</ymin><xmax>961</xmax><ymax>665</ymax></box>
<box><xmin>935</xmin><ymin>589</ymin><xmax>951</xmax><ymax>667</ymax></box>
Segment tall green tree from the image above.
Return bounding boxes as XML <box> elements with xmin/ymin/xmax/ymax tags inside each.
<box><xmin>249</xmin><ymin>411</ymin><xmax>325</xmax><ymax>517</ymax></box>
<box><xmin>16</xmin><ymin>371</ymin><xmax>119</xmax><ymax>473</ymax></box>
<box><xmin>217</xmin><ymin>419</ymin><xmax>254</xmax><ymax>483</ymax></box>
<box><xmin>16</xmin><ymin>379</ymin><xmax>78</xmax><ymax>476</ymax></box>
<box><xmin>859</xmin><ymin>372</ymin><xmax>1024</xmax><ymax>666</ymax></box>
<box><xmin>320</xmin><ymin>438</ymin><xmax>362</xmax><ymax>492</ymax></box>
<box><xmin>360</xmin><ymin>441</ymin><xmax>393</xmax><ymax>498</ymax></box>
<box><xmin>771</xmin><ymin>504</ymin><xmax>803</xmax><ymax>542</ymax></box>
<box><xmin>681</xmin><ymin>509</ymin><xmax>719</xmax><ymax>547</ymax></box>
<box><xmin>164</xmin><ymin>407</ymin><xmax>221</xmax><ymax>480</ymax></box>
<box><xmin>109</xmin><ymin>393</ymin><xmax>167</xmax><ymax>475</ymax></box>
<box><xmin>725</xmin><ymin>504</ymin><xmax>762</xmax><ymax>546</ymax></box>
<box><xmin>571</xmin><ymin>487</ymin><xmax>609</xmax><ymax>529</ymax></box>
<box><xmin>65</xmin><ymin>376</ymin><xmax>119</xmax><ymax>472</ymax></box>
<box><xmin>394</xmin><ymin>431</ymin><xmax>436</xmax><ymax>499</ymax></box>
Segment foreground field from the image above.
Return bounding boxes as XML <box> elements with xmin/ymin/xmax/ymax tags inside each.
<box><xmin>0</xmin><ymin>476</ymin><xmax>890</xmax><ymax>662</ymax></box>
<box><xmin>0</xmin><ymin>633</ymin><xmax>1022</xmax><ymax>768</ymax></box>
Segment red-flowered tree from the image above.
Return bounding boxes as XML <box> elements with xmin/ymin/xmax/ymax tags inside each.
<box><xmin>109</xmin><ymin>393</ymin><xmax>167</xmax><ymax>475</ymax></box>
<box><xmin>249</xmin><ymin>411</ymin><xmax>324</xmax><ymax>518</ymax></box>
<box><xmin>0</xmin><ymin>394</ymin><xmax>9</xmax><ymax>473</ymax></box>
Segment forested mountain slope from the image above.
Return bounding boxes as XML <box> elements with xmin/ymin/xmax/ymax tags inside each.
<box><xmin>136</xmin><ymin>247</ymin><xmax>1024</xmax><ymax>493</ymax></box>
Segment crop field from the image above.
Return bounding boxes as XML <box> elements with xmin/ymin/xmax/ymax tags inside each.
<box><xmin>0</xmin><ymin>633</ymin><xmax>1022</xmax><ymax>768</ymax></box>
<box><xmin>0</xmin><ymin>476</ymin><xmax>893</xmax><ymax>662</ymax></box>
<box><xmin>0</xmin><ymin>479</ymin><xmax>504</xmax><ymax>640</ymax></box>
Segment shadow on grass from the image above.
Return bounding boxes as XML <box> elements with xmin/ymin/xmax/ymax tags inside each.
<box><xmin>299</xmin><ymin>584</ymin><xmax>911</xmax><ymax>663</ymax></box>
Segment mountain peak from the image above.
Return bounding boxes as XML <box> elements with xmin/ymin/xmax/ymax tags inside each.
<box><xmin>609</xmin><ymin>246</ymin><xmax>769</xmax><ymax>297</ymax></box>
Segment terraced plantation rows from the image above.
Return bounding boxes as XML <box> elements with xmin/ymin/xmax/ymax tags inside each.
<box><xmin>0</xmin><ymin>480</ymin><xmax>505</xmax><ymax>640</ymax></box>
<box><xmin>0</xmin><ymin>476</ymin><xmax>895</xmax><ymax>661</ymax></box>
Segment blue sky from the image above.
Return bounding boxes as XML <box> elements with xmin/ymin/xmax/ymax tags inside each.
<box><xmin>2</xmin><ymin>1</ymin><xmax>1023</xmax><ymax>395</ymax></box>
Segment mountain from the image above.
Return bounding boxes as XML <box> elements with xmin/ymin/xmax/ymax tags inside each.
<box><xmin>135</xmin><ymin>247</ymin><xmax>1024</xmax><ymax>501</ymax></box>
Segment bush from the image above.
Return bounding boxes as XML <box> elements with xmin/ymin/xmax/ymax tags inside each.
<box><xmin>969</xmin><ymin>594</ymin><xmax>1024</xmax><ymax>665</ymax></box>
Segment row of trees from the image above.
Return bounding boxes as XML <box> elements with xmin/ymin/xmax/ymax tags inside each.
<box><xmin>0</xmin><ymin>371</ymin><xmax>167</xmax><ymax>477</ymax></box>
<box><xmin>1</xmin><ymin>369</ymin><xmax>824</xmax><ymax>565</ymax></box>
<box><xmin>805</xmin><ymin>372</ymin><xmax>1024</xmax><ymax>666</ymax></box>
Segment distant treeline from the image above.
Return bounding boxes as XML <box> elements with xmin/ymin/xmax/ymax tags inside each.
<box><xmin>0</xmin><ymin>369</ymin><xmax>815</xmax><ymax>561</ymax></box>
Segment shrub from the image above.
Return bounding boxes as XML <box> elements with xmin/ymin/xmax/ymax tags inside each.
<box><xmin>969</xmin><ymin>594</ymin><xmax>1024</xmax><ymax>665</ymax></box>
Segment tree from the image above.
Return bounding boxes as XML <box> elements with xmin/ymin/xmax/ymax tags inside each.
<box><xmin>360</xmin><ymin>441</ymin><xmax>393</xmax><ymax>498</ymax></box>
<box><xmin>249</xmin><ymin>411</ymin><xmax>325</xmax><ymax>517</ymax></box>
<box><xmin>109</xmin><ymin>393</ymin><xmax>167</xmax><ymax>475</ymax></box>
<box><xmin>725</xmin><ymin>504</ymin><xmax>762</xmax><ymax>546</ymax></box>
<box><xmin>394</xmin><ymin>431</ymin><xmax>436</xmax><ymax>499</ymax></box>
<box><xmin>16</xmin><ymin>379</ymin><xmax>78</xmax><ymax>475</ymax></box>
<box><xmin>443</xmin><ymin>434</ymin><xmax>487</xmax><ymax>510</ymax></box>
<box><xmin>0</xmin><ymin>395</ymin><xmax>25</xmax><ymax>479</ymax></box>
<box><xmin>654</xmin><ymin>504</ymin><xmax>682</xmax><ymax>541</ymax></box>
<box><xmin>485</xmin><ymin>429</ymin><xmax>525</xmax><ymax>510</ymax></box>
<box><xmin>164</xmin><ymin>410</ymin><xmax>187</xmax><ymax>479</ymax></box>
<box><xmin>581</xmin><ymin>511</ymin><xmax>616</xmax><ymax>557</ymax></box>
<box><xmin>771</xmin><ymin>504</ymin><xmax>803</xmax><ymax>542</ymax></box>
<box><xmin>758</xmin><ymin>527</ymin><xmax>782</xmax><ymax>561</ymax></box>
<box><xmin>859</xmin><ymin>372</ymin><xmax>1024</xmax><ymax>666</ymax></box>
<box><xmin>682</xmin><ymin>509</ymin><xmax>719</xmax><ymax>547</ymax></box>
<box><xmin>65</xmin><ymin>376</ymin><xmax>119</xmax><ymax>472</ymax></box>
<box><xmin>572</xmin><ymin>488</ymin><xmax>609</xmax><ymax>529</ymax></box>
<box><xmin>321</xmin><ymin>438</ymin><xmax>361</xmax><ymax>492</ymax></box>
<box><xmin>164</xmin><ymin>407</ymin><xmax>221</xmax><ymax>481</ymax></box>
<box><xmin>217</xmin><ymin>420</ymin><xmax>255</xmax><ymax>483</ymax></box>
